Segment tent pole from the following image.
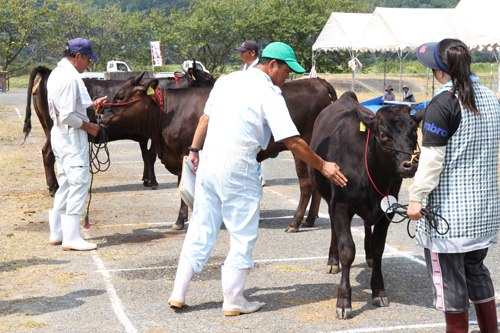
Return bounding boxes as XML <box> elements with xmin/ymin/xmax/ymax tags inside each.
<box><xmin>351</xmin><ymin>51</ymin><xmax>355</xmax><ymax>92</ymax></box>
<box><xmin>383</xmin><ymin>53</ymin><xmax>387</xmax><ymax>95</ymax></box>
<box><xmin>399</xmin><ymin>50</ymin><xmax>403</xmax><ymax>101</ymax></box>
<box><xmin>490</xmin><ymin>52</ymin><xmax>494</xmax><ymax>90</ymax></box>
<box><xmin>425</xmin><ymin>67</ymin><xmax>429</xmax><ymax>107</ymax></box>
<box><xmin>352</xmin><ymin>70</ymin><xmax>355</xmax><ymax>92</ymax></box>
<box><xmin>432</xmin><ymin>73</ymin><xmax>435</xmax><ymax>99</ymax></box>
<box><xmin>497</xmin><ymin>50</ymin><xmax>500</xmax><ymax>100</ymax></box>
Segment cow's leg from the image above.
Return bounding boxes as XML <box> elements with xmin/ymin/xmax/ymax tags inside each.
<box><xmin>334</xmin><ymin>203</ymin><xmax>355</xmax><ymax>320</ymax></box>
<box><xmin>139</xmin><ymin>142</ymin><xmax>159</xmax><ymax>190</ymax></box>
<box><xmin>171</xmin><ymin>176</ymin><xmax>189</xmax><ymax>231</ymax></box>
<box><xmin>364</xmin><ymin>223</ymin><xmax>373</xmax><ymax>268</ymax></box>
<box><xmin>369</xmin><ymin>216</ymin><xmax>392</xmax><ymax>308</ymax></box>
<box><xmin>141</xmin><ymin>142</ymin><xmax>159</xmax><ymax>190</ymax></box>
<box><xmin>42</xmin><ymin>133</ymin><xmax>58</xmax><ymax>196</ymax></box>
<box><xmin>304</xmin><ymin>189</ymin><xmax>321</xmax><ymax>228</ymax></box>
<box><xmin>286</xmin><ymin>156</ymin><xmax>314</xmax><ymax>233</ymax></box>
<box><xmin>327</xmin><ymin>204</ymin><xmax>340</xmax><ymax>274</ymax></box>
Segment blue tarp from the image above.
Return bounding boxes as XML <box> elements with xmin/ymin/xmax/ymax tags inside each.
<box><xmin>360</xmin><ymin>96</ymin><xmax>430</xmax><ymax>115</ymax></box>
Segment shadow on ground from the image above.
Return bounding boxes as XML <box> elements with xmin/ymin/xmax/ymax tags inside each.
<box><xmin>0</xmin><ymin>290</ymin><xmax>106</xmax><ymax>316</ymax></box>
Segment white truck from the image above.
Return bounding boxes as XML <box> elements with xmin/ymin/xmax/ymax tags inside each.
<box><xmin>154</xmin><ymin>61</ymin><xmax>210</xmax><ymax>78</ymax></box>
<box><xmin>80</xmin><ymin>60</ymin><xmax>209</xmax><ymax>80</ymax></box>
<box><xmin>80</xmin><ymin>60</ymin><xmax>131</xmax><ymax>80</ymax></box>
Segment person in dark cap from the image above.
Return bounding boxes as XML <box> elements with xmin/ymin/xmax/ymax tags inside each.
<box><xmin>407</xmin><ymin>38</ymin><xmax>500</xmax><ymax>333</ymax></box>
<box><xmin>382</xmin><ymin>84</ymin><xmax>395</xmax><ymax>102</ymax></box>
<box><xmin>235</xmin><ymin>40</ymin><xmax>259</xmax><ymax>71</ymax></box>
<box><xmin>168</xmin><ymin>41</ymin><xmax>347</xmax><ymax>316</ymax></box>
<box><xmin>46</xmin><ymin>38</ymin><xmax>107</xmax><ymax>251</ymax></box>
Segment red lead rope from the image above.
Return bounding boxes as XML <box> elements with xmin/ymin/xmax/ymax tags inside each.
<box><xmin>100</xmin><ymin>94</ymin><xmax>147</xmax><ymax>107</ymax></box>
<box><xmin>365</xmin><ymin>129</ymin><xmax>390</xmax><ymax>198</ymax></box>
<box><xmin>99</xmin><ymin>88</ymin><xmax>162</xmax><ymax>141</ymax></box>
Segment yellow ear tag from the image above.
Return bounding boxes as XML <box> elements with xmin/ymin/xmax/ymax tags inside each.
<box><xmin>419</xmin><ymin>120</ymin><xmax>423</xmax><ymax>129</ymax></box>
<box><xmin>359</xmin><ymin>122</ymin><xmax>366</xmax><ymax>132</ymax></box>
<box><xmin>147</xmin><ymin>87</ymin><xmax>154</xmax><ymax>95</ymax></box>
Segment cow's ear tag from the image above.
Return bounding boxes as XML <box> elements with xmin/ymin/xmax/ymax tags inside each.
<box><xmin>380</xmin><ymin>195</ymin><xmax>397</xmax><ymax>213</ymax></box>
<box><xmin>359</xmin><ymin>122</ymin><xmax>366</xmax><ymax>132</ymax></box>
<box><xmin>147</xmin><ymin>87</ymin><xmax>155</xmax><ymax>95</ymax></box>
<box><xmin>419</xmin><ymin>120</ymin><xmax>423</xmax><ymax>129</ymax></box>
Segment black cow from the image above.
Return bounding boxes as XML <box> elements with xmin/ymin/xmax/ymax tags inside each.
<box><xmin>308</xmin><ymin>92</ymin><xmax>423</xmax><ymax>319</ymax></box>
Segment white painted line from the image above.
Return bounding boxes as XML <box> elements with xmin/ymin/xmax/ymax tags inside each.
<box><xmin>95</xmin><ymin>252</ymin><xmax>413</xmax><ymax>274</ymax></box>
<box><xmin>92</xmin><ymin>254</ymin><xmax>138</xmax><ymax>333</ymax></box>
<box><xmin>327</xmin><ymin>322</ymin><xmax>448</xmax><ymax>333</ymax></box>
<box><xmin>15</xmin><ymin>107</ymin><xmax>21</xmax><ymax>118</ymax></box>
<box><xmin>105</xmin><ymin>192</ymin><xmax>178</xmax><ymax>198</ymax></box>
<box><xmin>385</xmin><ymin>244</ymin><xmax>426</xmax><ymax>266</ymax></box>
<box><xmin>99</xmin><ymin>221</ymin><xmax>189</xmax><ymax>227</ymax></box>
<box><xmin>260</xmin><ymin>215</ymin><xmax>294</xmax><ymax>220</ymax></box>
<box><xmin>263</xmin><ymin>187</ymin><xmax>299</xmax><ymax>205</ymax></box>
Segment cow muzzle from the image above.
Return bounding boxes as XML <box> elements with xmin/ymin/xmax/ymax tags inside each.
<box><xmin>399</xmin><ymin>159</ymin><xmax>418</xmax><ymax>178</ymax></box>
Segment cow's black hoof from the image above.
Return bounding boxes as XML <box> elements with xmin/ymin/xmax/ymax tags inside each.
<box><xmin>366</xmin><ymin>258</ymin><xmax>373</xmax><ymax>268</ymax></box>
<box><xmin>301</xmin><ymin>220</ymin><xmax>314</xmax><ymax>228</ymax></box>
<box><xmin>336</xmin><ymin>307</ymin><xmax>352</xmax><ymax>319</ymax></box>
<box><xmin>284</xmin><ymin>226</ymin><xmax>299</xmax><ymax>233</ymax></box>
<box><xmin>171</xmin><ymin>224</ymin><xmax>184</xmax><ymax>231</ymax></box>
<box><xmin>373</xmin><ymin>297</ymin><xmax>389</xmax><ymax>307</ymax></box>
<box><xmin>48</xmin><ymin>185</ymin><xmax>58</xmax><ymax>197</ymax></box>
<box><xmin>151</xmin><ymin>184</ymin><xmax>160</xmax><ymax>190</ymax></box>
<box><xmin>326</xmin><ymin>265</ymin><xmax>340</xmax><ymax>274</ymax></box>
<box><xmin>143</xmin><ymin>180</ymin><xmax>152</xmax><ymax>187</ymax></box>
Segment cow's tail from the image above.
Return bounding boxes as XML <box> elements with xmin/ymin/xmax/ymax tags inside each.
<box><xmin>317</xmin><ymin>78</ymin><xmax>338</xmax><ymax>103</ymax></box>
<box><xmin>23</xmin><ymin>66</ymin><xmax>51</xmax><ymax>144</ymax></box>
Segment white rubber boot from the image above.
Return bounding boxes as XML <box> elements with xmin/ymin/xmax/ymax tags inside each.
<box><xmin>49</xmin><ymin>210</ymin><xmax>64</xmax><ymax>245</ymax></box>
<box><xmin>222</xmin><ymin>267</ymin><xmax>261</xmax><ymax>316</ymax></box>
<box><xmin>61</xmin><ymin>214</ymin><xmax>97</xmax><ymax>251</ymax></box>
<box><xmin>168</xmin><ymin>256</ymin><xmax>194</xmax><ymax>308</ymax></box>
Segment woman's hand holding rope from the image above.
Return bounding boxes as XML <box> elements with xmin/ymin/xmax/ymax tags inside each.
<box><xmin>386</xmin><ymin>202</ymin><xmax>449</xmax><ymax>239</ymax></box>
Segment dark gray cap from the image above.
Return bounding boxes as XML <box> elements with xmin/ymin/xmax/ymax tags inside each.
<box><xmin>236</xmin><ymin>40</ymin><xmax>258</xmax><ymax>52</ymax></box>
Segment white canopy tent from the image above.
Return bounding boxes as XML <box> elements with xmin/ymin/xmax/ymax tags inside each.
<box><xmin>352</xmin><ymin>7</ymin><xmax>453</xmax><ymax>99</ymax></box>
<box><xmin>433</xmin><ymin>0</ymin><xmax>500</xmax><ymax>98</ymax></box>
<box><xmin>310</xmin><ymin>12</ymin><xmax>371</xmax><ymax>91</ymax></box>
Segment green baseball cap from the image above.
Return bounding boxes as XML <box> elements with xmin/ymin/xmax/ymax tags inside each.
<box><xmin>261</xmin><ymin>42</ymin><xmax>306</xmax><ymax>74</ymax></box>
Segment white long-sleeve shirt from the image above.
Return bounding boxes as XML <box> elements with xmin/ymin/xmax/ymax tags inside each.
<box><xmin>47</xmin><ymin>58</ymin><xmax>92</xmax><ymax>129</ymax></box>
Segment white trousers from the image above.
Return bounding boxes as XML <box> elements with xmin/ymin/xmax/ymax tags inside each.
<box><xmin>50</xmin><ymin>126</ymin><xmax>90</xmax><ymax>216</ymax></box>
<box><xmin>181</xmin><ymin>146</ymin><xmax>262</xmax><ymax>273</ymax></box>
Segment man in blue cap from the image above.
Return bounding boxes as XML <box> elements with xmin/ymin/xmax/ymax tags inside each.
<box><xmin>46</xmin><ymin>38</ymin><xmax>107</xmax><ymax>251</ymax></box>
<box><xmin>168</xmin><ymin>42</ymin><xmax>347</xmax><ymax>316</ymax></box>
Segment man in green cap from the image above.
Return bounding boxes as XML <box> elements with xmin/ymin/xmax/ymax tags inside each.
<box><xmin>168</xmin><ymin>42</ymin><xmax>347</xmax><ymax>316</ymax></box>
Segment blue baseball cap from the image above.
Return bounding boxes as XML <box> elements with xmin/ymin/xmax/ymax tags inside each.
<box><xmin>67</xmin><ymin>38</ymin><xmax>100</xmax><ymax>61</ymax></box>
<box><xmin>261</xmin><ymin>42</ymin><xmax>305</xmax><ymax>74</ymax></box>
<box><xmin>416</xmin><ymin>40</ymin><xmax>449</xmax><ymax>74</ymax></box>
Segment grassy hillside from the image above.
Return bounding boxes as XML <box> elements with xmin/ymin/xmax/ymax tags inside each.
<box><xmin>89</xmin><ymin>0</ymin><xmax>460</xmax><ymax>13</ymax></box>
<box><xmin>91</xmin><ymin>0</ymin><xmax>191</xmax><ymax>12</ymax></box>
<box><xmin>371</xmin><ymin>0</ymin><xmax>459</xmax><ymax>8</ymax></box>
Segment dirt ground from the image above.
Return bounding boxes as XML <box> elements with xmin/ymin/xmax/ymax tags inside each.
<box><xmin>1</xmin><ymin>86</ymin><xmax>499</xmax><ymax>332</ymax></box>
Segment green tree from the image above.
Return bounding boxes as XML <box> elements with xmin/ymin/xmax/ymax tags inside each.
<box><xmin>51</xmin><ymin>0</ymin><xmax>150</xmax><ymax>71</ymax></box>
<box><xmin>151</xmin><ymin>0</ymin><xmax>258</xmax><ymax>73</ymax></box>
<box><xmin>253</xmin><ymin>0</ymin><xmax>371</xmax><ymax>73</ymax></box>
<box><xmin>151</xmin><ymin>0</ymin><xmax>370</xmax><ymax>74</ymax></box>
<box><xmin>0</xmin><ymin>0</ymin><xmax>58</xmax><ymax>73</ymax></box>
